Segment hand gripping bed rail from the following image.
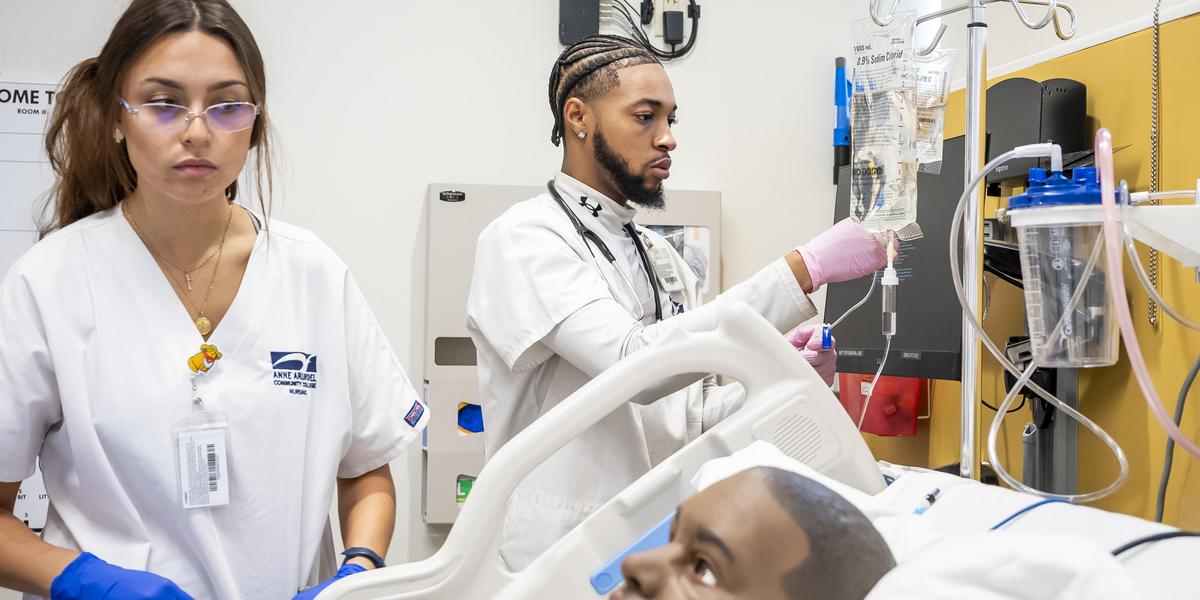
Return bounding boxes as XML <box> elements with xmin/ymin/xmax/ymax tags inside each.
<box><xmin>322</xmin><ymin>303</ymin><xmax>883</xmax><ymax>599</ymax></box>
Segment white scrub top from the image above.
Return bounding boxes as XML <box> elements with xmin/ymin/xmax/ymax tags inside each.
<box><xmin>466</xmin><ymin>173</ymin><xmax>817</xmax><ymax>569</ymax></box>
<box><xmin>0</xmin><ymin>207</ymin><xmax>429</xmax><ymax>599</ymax></box>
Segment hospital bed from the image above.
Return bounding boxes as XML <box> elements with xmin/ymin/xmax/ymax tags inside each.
<box><xmin>323</xmin><ymin>303</ymin><xmax>1199</xmax><ymax>599</ymax></box>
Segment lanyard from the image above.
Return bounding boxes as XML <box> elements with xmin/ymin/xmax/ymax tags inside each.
<box><xmin>175</xmin><ymin>343</ymin><xmax>231</xmax><ymax>509</ymax></box>
<box><xmin>547</xmin><ymin>180</ymin><xmax>663</xmax><ymax>322</ymax></box>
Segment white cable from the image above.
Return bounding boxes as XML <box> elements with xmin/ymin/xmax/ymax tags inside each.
<box><xmin>858</xmin><ymin>335</ymin><xmax>893</xmax><ymax>430</ymax></box>
<box><xmin>1128</xmin><ymin>190</ymin><xmax>1195</xmax><ymax>204</ymax></box>
<box><xmin>950</xmin><ymin>147</ymin><xmax>1128</xmax><ymax>503</ymax></box>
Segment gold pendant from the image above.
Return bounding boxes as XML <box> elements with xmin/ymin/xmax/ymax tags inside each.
<box><xmin>195</xmin><ymin>316</ymin><xmax>213</xmax><ymax>336</ymax></box>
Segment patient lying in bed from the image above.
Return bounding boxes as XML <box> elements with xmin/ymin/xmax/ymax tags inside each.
<box><xmin>610</xmin><ymin>442</ymin><xmax>1147</xmax><ymax>600</ymax></box>
<box><xmin>610</xmin><ymin>467</ymin><xmax>896</xmax><ymax>600</ymax></box>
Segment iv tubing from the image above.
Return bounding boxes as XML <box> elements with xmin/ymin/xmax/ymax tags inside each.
<box><xmin>861</xmin><ymin>232</ymin><xmax>900</xmax><ymax>430</ymax></box>
<box><xmin>858</xmin><ymin>335</ymin><xmax>893</xmax><ymax>430</ymax></box>
<box><xmin>831</xmin><ymin>274</ymin><xmax>878</xmax><ymax>329</ymax></box>
<box><xmin>1120</xmin><ymin>213</ymin><xmax>1200</xmax><ymax>331</ymax></box>
<box><xmin>950</xmin><ymin>144</ymin><xmax>1128</xmax><ymax>501</ymax></box>
<box><xmin>1096</xmin><ymin>128</ymin><xmax>1200</xmax><ymax>458</ymax></box>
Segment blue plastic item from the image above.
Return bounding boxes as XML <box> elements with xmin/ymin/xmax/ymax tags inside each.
<box><xmin>589</xmin><ymin>512</ymin><xmax>675</xmax><ymax>594</ymax></box>
<box><xmin>51</xmin><ymin>553</ymin><xmax>194</xmax><ymax>599</ymax></box>
<box><xmin>457</xmin><ymin>402</ymin><xmax>484</xmax><ymax>435</ymax></box>
<box><xmin>821</xmin><ymin>324</ymin><xmax>834</xmax><ymax>350</ymax></box>
<box><xmin>1007</xmin><ymin>167</ymin><xmax>1102</xmax><ymax>209</ymax></box>
<box><xmin>833</xmin><ymin>58</ymin><xmax>851</xmax><ymax>147</ymax></box>
<box><xmin>293</xmin><ymin>564</ymin><xmax>366</xmax><ymax>600</ymax></box>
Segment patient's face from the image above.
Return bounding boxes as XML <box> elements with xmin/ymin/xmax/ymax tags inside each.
<box><xmin>611</xmin><ymin>470</ymin><xmax>809</xmax><ymax>599</ymax></box>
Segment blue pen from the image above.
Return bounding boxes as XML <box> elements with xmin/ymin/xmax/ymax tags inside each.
<box><xmin>833</xmin><ymin>57</ymin><xmax>851</xmax><ymax>185</ymax></box>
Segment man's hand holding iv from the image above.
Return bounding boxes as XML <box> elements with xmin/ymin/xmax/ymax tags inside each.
<box><xmin>794</xmin><ymin>218</ymin><xmax>890</xmax><ymax>292</ymax></box>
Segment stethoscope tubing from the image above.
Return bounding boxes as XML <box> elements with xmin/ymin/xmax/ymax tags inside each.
<box><xmin>546</xmin><ymin>180</ymin><xmax>663</xmax><ymax>322</ymax></box>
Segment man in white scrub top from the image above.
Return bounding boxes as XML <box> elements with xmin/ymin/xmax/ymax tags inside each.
<box><xmin>466</xmin><ymin>35</ymin><xmax>889</xmax><ymax>569</ymax></box>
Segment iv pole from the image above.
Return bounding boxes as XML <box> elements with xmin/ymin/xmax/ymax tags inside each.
<box><xmin>868</xmin><ymin>0</ymin><xmax>1077</xmax><ymax>479</ymax></box>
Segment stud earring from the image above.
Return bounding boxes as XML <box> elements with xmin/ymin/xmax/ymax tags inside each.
<box><xmin>577</xmin><ymin>130</ymin><xmax>586</xmax><ymax>140</ymax></box>
<box><xmin>113</xmin><ymin>129</ymin><xmax>125</xmax><ymax>143</ymax></box>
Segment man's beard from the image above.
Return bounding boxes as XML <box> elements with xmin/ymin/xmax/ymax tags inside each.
<box><xmin>593</xmin><ymin>126</ymin><xmax>666</xmax><ymax>209</ymax></box>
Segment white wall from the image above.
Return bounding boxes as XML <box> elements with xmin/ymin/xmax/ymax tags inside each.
<box><xmin>2</xmin><ymin>0</ymin><xmax>1190</xmax><ymax>591</ymax></box>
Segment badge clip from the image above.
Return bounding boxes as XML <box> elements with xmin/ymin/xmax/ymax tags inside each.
<box><xmin>175</xmin><ymin>343</ymin><xmax>230</xmax><ymax>509</ymax></box>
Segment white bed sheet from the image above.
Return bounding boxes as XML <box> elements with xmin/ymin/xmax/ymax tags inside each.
<box><xmin>873</xmin><ymin>467</ymin><xmax>1196</xmax><ymax>599</ymax></box>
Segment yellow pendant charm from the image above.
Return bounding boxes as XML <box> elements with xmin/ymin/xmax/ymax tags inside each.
<box><xmin>195</xmin><ymin>316</ymin><xmax>213</xmax><ymax>336</ymax></box>
<box><xmin>187</xmin><ymin>343</ymin><xmax>223</xmax><ymax>374</ymax></box>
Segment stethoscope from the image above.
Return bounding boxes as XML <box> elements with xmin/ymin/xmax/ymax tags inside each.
<box><xmin>546</xmin><ymin>180</ymin><xmax>663</xmax><ymax>322</ymax></box>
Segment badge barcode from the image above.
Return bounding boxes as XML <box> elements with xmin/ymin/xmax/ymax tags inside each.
<box><xmin>663</xmin><ymin>276</ymin><xmax>679</xmax><ymax>285</ymax></box>
<box><xmin>206</xmin><ymin>443</ymin><xmax>219</xmax><ymax>492</ymax></box>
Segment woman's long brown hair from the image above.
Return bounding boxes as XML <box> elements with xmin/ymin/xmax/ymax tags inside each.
<box><xmin>41</xmin><ymin>0</ymin><xmax>272</xmax><ymax>237</ymax></box>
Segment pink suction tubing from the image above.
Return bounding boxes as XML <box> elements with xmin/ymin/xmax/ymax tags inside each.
<box><xmin>1096</xmin><ymin>128</ymin><xmax>1200</xmax><ymax>458</ymax></box>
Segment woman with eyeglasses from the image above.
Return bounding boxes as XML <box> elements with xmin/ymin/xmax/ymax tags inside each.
<box><xmin>0</xmin><ymin>1</ymin><xmax>427</xmax><ymax>598</ymax></box>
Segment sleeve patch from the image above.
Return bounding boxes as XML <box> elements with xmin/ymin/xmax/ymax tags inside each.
<box><xmin>404</xmin><ymin>400</ymin><xmax>426</xmax><ymax>427</ymax></box>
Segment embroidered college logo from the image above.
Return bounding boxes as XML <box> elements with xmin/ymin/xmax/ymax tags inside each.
<box><xmin>271</xmin><ymin>351</ymin><xmax>319</xmax><ymax>395</ymax></box>
<box><xmin>405</xmin><ymin>400</ymin><xmax>426</xmax><ymax>427</ymax></box>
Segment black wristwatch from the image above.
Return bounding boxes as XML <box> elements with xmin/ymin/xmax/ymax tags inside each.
<box><xmin>341</xmin><ymin>546</ymin><xmax>386</xmax><ymax>569</ymax></box>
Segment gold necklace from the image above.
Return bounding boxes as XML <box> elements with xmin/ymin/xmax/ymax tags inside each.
<box><xmin>190</xmin><ymin>233</ymin><xmax>227</xmax><ymax>336</ymax></box>
<box><xmin>126</xmin><ymin>203</ymin><xmax>234</xmax><ymax>336</ymax></box>
<box><xmin>127</xmin><ymin>213</ymin><xmax>222</xmax><ymax>292</ymax></box>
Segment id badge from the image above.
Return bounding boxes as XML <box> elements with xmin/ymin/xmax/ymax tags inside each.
<box><xmin>172</xmin><ymin>410</ymin><xmax>231</xmax><ymax>509</ymax></box>
<box><xmin>648</xmin><ymin>244</ymin><xmax>685</xmax><ymax>293</ymax></box>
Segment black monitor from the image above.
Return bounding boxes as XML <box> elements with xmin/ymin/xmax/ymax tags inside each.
<box><xmin>824</xmin><ymin>136</ymin><xmax>965</xmax><ymax>380</ymax></box>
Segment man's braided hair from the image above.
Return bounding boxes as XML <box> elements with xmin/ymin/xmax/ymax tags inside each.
<box><xmin>547</xmin><ymin>35</ymin><xmax>661</xmax><ymax>146</ymax></box>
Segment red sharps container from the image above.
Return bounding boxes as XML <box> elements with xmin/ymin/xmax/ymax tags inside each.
<box><xmin>838</xmin><ymin>373</ymin><xmax>924</xmax><ymax>436</ymax></box>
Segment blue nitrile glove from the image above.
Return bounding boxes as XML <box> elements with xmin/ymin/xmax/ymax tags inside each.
<box><xmin>50</xmin><ymin>552</ymin><xmax>193</xmax><ymax>599</ymax></box>
<box><xmin>292</xmin><ymin>563</ymin><xmax>367</xmax><ymax>600</ymax></box>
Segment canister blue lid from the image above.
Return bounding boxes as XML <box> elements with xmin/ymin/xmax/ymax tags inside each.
<box><xmin>1008</xmin><ymin>167</ymin><xmax>1101</xmax><ymax>209</ymax></box>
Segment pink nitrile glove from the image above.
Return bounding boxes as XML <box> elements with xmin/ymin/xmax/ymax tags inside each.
<box><xmin>788</xmin><ymin>325</ymin><xmax>836</xmax><ymax>386</ymax></box>
<box><xmin>797</xmin><ymin>218</ymin><xmax>890</xmax><ymax>290</ymax></box>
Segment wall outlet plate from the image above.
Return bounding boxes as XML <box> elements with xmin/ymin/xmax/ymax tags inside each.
<box><xmin>652</xmin><ymin>0</ymin><xmax>684</xmax><ymax>39</ymax></box>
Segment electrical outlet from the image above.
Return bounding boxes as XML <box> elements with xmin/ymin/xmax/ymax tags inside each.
<box><xmin>652</xmin><ymin>0</ymin><xmax>684</xmax><ymax>38</ymax></box>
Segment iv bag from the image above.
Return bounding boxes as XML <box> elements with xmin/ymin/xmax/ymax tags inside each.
<box><xmin>915</xmin><ymin>49</ymin><xmax>957</xmax><ymax>174</ymax></box>
<box><xmin>850</xmin><ymin>12</ymin><xmax>918</xmax><ymax>233</ymax></box>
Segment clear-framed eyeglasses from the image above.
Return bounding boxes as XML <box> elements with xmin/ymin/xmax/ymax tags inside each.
<box><xmin>118</xmin><ymin>97</ymin><xmax>260</xmax><ymax>133</ymax></box>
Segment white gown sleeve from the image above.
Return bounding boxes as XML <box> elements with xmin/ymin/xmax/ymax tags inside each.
<box><xmin>338</xmin><ymin>271</ymin><xmax>427</xmax><ymax>479</ymax></box>
<box><xmin>541</xmin><ymin>256</ymin><xmax>818</xmax><ymax>378</ymax></box>
<box><xmin>466</xmin><ymin>209</ymin><xmax>613</xmax><ymax>373</ymax></box>
<box><xmin>0</xmin><ymin>269</ymin><xmax>62</xmax><ymax>483</ymax></box>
